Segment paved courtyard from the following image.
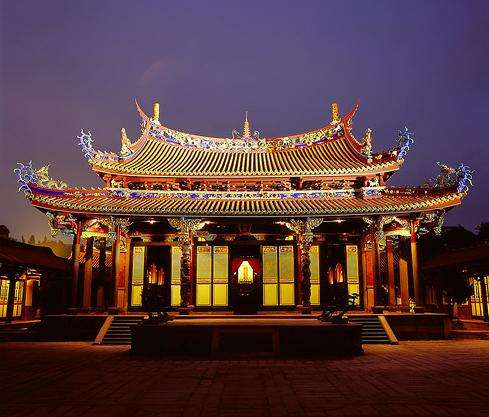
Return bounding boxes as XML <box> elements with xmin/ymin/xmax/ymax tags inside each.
<box><xmin>1</xmin><ymin>340</ymin><xmax>489</xmax><ymax>417</ymax></box>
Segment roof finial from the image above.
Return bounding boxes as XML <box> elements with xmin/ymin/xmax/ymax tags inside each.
<box><xmin>120</xmin><ymin>128</ymin><xmax>132</xmax><ymax>157</ymax></box>
<box><xmin>243</xmin><ymin>111</ymin><xmax>251</xmax><ymax>137</ymax></box>
<box><xmin>331</xmin><ymin>102</ymin><xmax>340</xmax><ymax>124</ymax></box>
<box><xmin>153</xmin><ymin>102</ymin><xmax>160</xmax><ymax>124</ymax></box>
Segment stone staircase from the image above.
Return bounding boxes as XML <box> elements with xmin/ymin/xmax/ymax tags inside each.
<box><xmin>96</xmin><ymin>314</ymin><xmax>394</xmax><ymax>345</ymax></box>
<box><xmin>349</xmin><ymin>316</ymin><xmax>392</xmax><ymax>344</ymax></box>
<box><xmin>100</xmin><ymin>316</ymin><xmax>145</xmax><ymax>345</ymax></box>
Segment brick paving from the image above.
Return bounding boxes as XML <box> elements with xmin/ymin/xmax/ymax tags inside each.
<box><xmin>1</xmin><ymin>341</ymin><xmax>489</xmax><ymax>417</ymax></box>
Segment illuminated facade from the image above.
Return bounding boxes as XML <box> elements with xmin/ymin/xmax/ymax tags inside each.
<box><xmin>16</xmin><ymin>101</ymin><xmax>472</xmax><ymax>312</ymax></box>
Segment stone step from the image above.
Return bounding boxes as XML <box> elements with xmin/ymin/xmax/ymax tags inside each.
<box><xmin>100</xmin><ymin>316</ymin><xmax>144</xmax><ymax>345</ymax></box>
<box><xmin>349</xmin><ymin>316</ymin><xmax>391</xmax><ymax>344</ymax></box>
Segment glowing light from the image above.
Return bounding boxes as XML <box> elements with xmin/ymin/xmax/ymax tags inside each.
<box><xmin>237</xmin><ymin>261</ymin><xmax>254</xmax><ymax>283</ymax></box>
<box><xmin>153</xmin><ymin>102</ymin><xmax>160</xmax><ymax>123</ymax></box>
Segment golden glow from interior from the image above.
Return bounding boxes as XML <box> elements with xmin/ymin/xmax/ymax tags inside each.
<box><xmin>237</xmin><ymin>261</ymin><xmax>254</xmax><ymax>283</ymax></box>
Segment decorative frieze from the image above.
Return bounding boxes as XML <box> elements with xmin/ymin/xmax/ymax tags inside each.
<box><xmin>149</xmin><ymin>120</ymin><xmax>344</xmax><ymax>152</ymax></box>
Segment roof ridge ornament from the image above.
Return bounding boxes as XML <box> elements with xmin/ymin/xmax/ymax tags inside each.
<box><xmin>243</xmin><ymin>111</ymin><xmax>250</xmax><ymax>137</ymax></box>
<box><xmin>14</xmin><ymin>161</ymin><xmax>68</xmax><ymax>196</ymax></box>
<box><xmin>231</xmin><ymin>111</ymin><xmax>260</xmax><ymax>141</ymax></box>
<box><xmin>152</xmin><ymin>102</ymin><xmax>160</xmax><ymax>125</ymax></box>
<box><xmin>361</xmin><ymin>128</ymin><xmax>373</xmax><ymax>161</ymax></box>
<box><xmin>331</xmin><ymin>102</ymin><xmax>341</xmax><ymax>124</ymax></box>
<box><xmin>120</xmin><ymin>128</ymin><xmax>133</xmax><ymax>157</ymax></box>
<box><xmin>396</xmin><ymin>127</ymin><xmax>415</xmax><ymax>161</ymax></box>
<box><xmin>424</xmin><ymin>162</ymin><xmax>474</xmax><ymax>193</ymax></box>
<box><xmin>77</xmin><ymin>129</ymin><xmax>118</xmax><ymax>161</ymax></box>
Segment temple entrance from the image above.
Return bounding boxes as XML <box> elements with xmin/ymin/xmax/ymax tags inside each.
<box><xmin>129</xmin><ymin>245</ymin><xmax>171</xmax><ymax>310</ymax></box>
<box><xmin>229</xmin><ymin>244</ymin><xmax>261</xmax><ymax>312</ymax></box>
<box><xmin>320</xmin><ymin>244</ymin><xmax>361</xmax><ymax>307</ymax></box>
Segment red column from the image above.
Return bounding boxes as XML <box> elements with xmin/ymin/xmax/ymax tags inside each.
<box><xmin>112</xmin><ymin>226</ymin><xmax>121</xmax><ymax>308</ymax></box>
<box><xmin>361</xmin><ymin>238</ymin><xmax>375</xmax><ymax>310</ymax></box>
<box><xmin>399</xmin><ymin>239</ymin><xmax>410</xmax><ymax>307</ymax></box>
<box><xmin>386</xmin><ymin>238</ymin><xmax>396</xmax><ymax>307</ymax></box>
<box><xmin>71</xmin><ymin>221</ymin><xmax>82</xmax><ymax>307</ymax></box>
<box><xmin>82</xmin><ymin>237</ymin><xmax>94</xmax><ymax>309</ymax></box>
<box><xmin>410</xmin><ymin>220</ymin><xmax>421</xmax><ymax>305</ymax></box>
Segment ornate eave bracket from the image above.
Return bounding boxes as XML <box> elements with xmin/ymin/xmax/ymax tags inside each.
<box><xmin>107</xmin><ymin>217</ymin><xmax>133</xmax><ymax>239</ymax></box>
<box><xmin>14</xmin><ymin>161</ymin><xmax>68</xmax><ymax>197</ymax></box>
<box><xmin>45</xmin><ymin>211</ymin><xmax>78</xmax><ymax>237</ymax></box>
<box><xmin>362</xmin><ymin>215</ymin><xmax>410</xmax><ymax>245</ymax></box>
<box><xmin>168</xmin><ymin>218</ymin><xmax>207</xmax><ymax>237</ymax></box>
<box><xmin>420</xmin><ymin>210</ymin><xmax>445</xmax><ymax>236</ymax></box>
<box><xmin>283</xmin><ymin>218</ymin><xmax>324</xmax><ymax>245</ymax></box>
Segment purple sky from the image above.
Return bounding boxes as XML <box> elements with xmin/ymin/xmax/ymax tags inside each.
<box><xmin>1</xmin><ymin>0</ymin><xmax>488</xmax><ymax>239</ymax></box>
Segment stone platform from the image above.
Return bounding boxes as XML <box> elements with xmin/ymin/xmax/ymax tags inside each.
<box><xmin>131</xmin><ymin>317</ymin><xmax>363</xmax><ymax>357</ymax></box>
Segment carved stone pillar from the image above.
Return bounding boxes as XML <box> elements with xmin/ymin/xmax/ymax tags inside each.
<box><xmin>168</xmin><ymin>218</ymin><xmax>206</xmax><ymax>311</ymax></box>
<box><xmin>71</xmin><ymin>220</ymin><xmax>82</xmax><ymax>308</ymax></box>
<box><xmin>299</xmin><ymin>233</ymin><xmax>313</xmax><ymax>308</ymax></box>
<box><xmin>410</xmin><ymin>219</ymin><xmax>421</xmax><ymax>305</ymax></box>
<box><xmin>180</xmin><ymin>237</ymin><xmax>192</xmax><ymax>308</ymax></box>
<box><xmin>285</xmin><ymin>218</ymin><xmax>323</xmax><ymax>313</ymax></box>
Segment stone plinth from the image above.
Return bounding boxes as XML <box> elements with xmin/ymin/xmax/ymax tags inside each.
<box><xmin>131</xmin><ymin>318</ymin><xmax>363</xmax><ymax>357</ymax></box>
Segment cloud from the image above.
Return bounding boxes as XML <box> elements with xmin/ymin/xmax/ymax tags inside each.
<box><xmin>140</xmin><ymin>58</ymin><xmax>171</xmax><ymax>85</ymax></box>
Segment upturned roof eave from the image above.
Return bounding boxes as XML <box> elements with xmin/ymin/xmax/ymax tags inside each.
<box><xmin>27</xmin><ymin>187</ymin><xmax>463</xmax><ymax>219</ymax></box>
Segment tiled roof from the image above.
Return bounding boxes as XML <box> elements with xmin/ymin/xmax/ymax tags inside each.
<box><xmin>28</xmin><ymin>186</ymin><xmax>462</xmax><ymax>218</ymax></box>
<box><xmin>89</xmin><ymin>104</ymin><xmax>401</xmax><ymax>178</ymax></box>
<box><xmin>91</xmin><ymin>135</ymin><xmax>400</xmax><ymax>178</ymax></box>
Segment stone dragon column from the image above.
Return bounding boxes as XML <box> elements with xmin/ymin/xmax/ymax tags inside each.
<box><xmin>168</xmin><ymin>218</ymin><xmax>206</xmax><ymax>312</ymax></box>
<box><xmin>285</xmin><ymin>218</ymin><xmax>323</xmax><ymax>313</ymax></box>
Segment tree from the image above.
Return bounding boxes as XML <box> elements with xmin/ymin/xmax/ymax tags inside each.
<box><xmin>431</xmin><ymin>267</ymin><xmax>473</xmax><ymax>318</ymax></box>
<box><xmin>476</xmin><ymin>222</ymin><xmax>489</xmax><ymax>243</ymax></box>
<box><xmin>28</xmin><ymin>235</ymin><xmax>36</xmax><ymax>245</ymax></box>
<box><xmin>142</xmin><ymin>283</ymin><xmax>170</xmax><ymax>323</ymax></box>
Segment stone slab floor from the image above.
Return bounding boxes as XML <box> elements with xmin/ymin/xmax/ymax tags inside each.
<box><xmin>1</xmin><ymin>340</ymin><xmax>489</xmax><ymax>417</ymax></box>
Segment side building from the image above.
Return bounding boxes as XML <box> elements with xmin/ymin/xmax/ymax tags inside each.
<box><xmin>15</xmin><ymin>101</ymin><xmax>472</xmax><ymax>313</ymax></box>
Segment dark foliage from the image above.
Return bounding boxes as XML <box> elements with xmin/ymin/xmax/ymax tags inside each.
<box><xmin>319</xmin><ymin>284</ymin><xmax>358</xmax><ymax>323</ymax></box>
<box><xmin>142</xmin><ymin>283</ymin><xmax>171</xmax><ymax>323</ymax></box>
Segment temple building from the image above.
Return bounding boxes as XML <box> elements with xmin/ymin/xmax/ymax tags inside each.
<box><xmin>15</xmin><ymin>101</ymin><xmax>473</xmax><ymax>314</ymax></box>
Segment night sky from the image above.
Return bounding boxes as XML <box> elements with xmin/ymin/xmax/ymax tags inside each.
<box><xmin>1</xmin><ymin>0</ymin><xmax>488</xmax><ymax>240</ymax></box>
